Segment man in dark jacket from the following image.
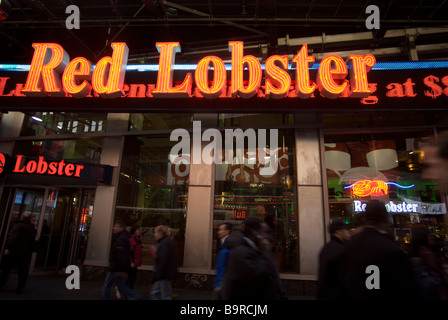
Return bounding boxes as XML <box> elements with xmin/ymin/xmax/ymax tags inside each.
<box><xmin>150</xmin><ymin>225</ymin><xmax>177</xmax><ymax>300</ymax></box>
<box><xmin>101</xmin><ymin>221</ymin><xmax>142</xmax><ymax>300</ymax></box>
<box><xmin>341</xmin><ymin>200</ymin><xmax>419</xmax><ymax>299</ymax></box>
<box><xmin>222</xmin><ymin>217</ymin><xmax>278</xmax><ymax>300</ymax></box>
<box><xmin>317</xmin><ymin>219</ymin><xmax>351</xmax><ymax>300</ymax></box>
<box><xmin>0</xmin><ymin>212</ymin><xmax>36</xmax><ymax>294</ymax></box>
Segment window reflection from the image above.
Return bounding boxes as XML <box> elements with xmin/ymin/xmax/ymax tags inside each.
<box><xmin>213</xmin><ymin>129</ymin><xmax>298</xmax><ymax>273</ymax></box>
<box><xmin>21</xmin><ymin>112</ymin><xmax>107</xmax><ymax>136</ymax></box>
<box><xmin>115</xmin><ymin>136</ymin><xmax>188</xmax><ymax>266</ymax></box>
<box><xmin>325</xmin><ymin>131</ymin><xmax>447</xmax><ymax>248</ymax></box>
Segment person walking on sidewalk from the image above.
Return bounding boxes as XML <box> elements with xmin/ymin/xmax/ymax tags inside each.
<box><xmin>150</xmin><ymin>225</ymin><xmax>177</xmax><ymax>300</ymax></box>
<box><xmin>0</xmin><ymin>212</ymin><xmax>36</xmax><ymax>294</ymax></box>
<box><xmin>212</xmin><ymin>222</ymin><xmax>232</xmax><ymax>300</ymax></box>
<box><xmin>101</xmin><ymin>221</ymin><xmax>143</xmax><ymax>300</ymax></box>
<box><xmin>222</xmin><ymin>217</ymin><xmax>278</xmax><ymax>300</ymax></box>
<box><xmin>128</xmin><ymin>225</ymin><xmax>143</xmax><ymax>289</ymax></box>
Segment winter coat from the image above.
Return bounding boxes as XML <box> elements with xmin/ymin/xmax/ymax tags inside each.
<box><xmin>341</xmin><ymin>227</ymin><xmax>419</xmax><ymax>299</ymax></box>
<box><xmin>222</xmin><ymin>232</ymin><xmax>277</xmax><ymax>300</ymax></box>
<box><xmin>5</xmin><ymin>218</ymin><xmax>35</xmax><ymax>258</ymax></box>
<box><xmin>153</xmin><ymin>236</ymin><xmax>177</xmax><ymax>282</ymax></box>
<box><xmin>129</xmin><ymin>235</ymin><xmax>142</xmax><ymax>267</ymax></box>
<box><xmin>317</xmin><ymin>235</ymin><xmax>347</xmax><ymax>300</ymax></box>
<box><xmin>109</xmin><ymin>230</ymin><xmax>131</xmax><ymax>273</ymax></box>
<box><xmin>213</xmin><ymin>237</ymin><xmax>230</xmax><ymax>288</ymax></box>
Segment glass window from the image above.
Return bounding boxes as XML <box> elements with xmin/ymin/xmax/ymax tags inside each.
<box><xmin>21</xmin><ymin>112</ymin><xmax>108</xmax><ymax>136</ymax></box>
<box><xmin>115</xmin><ymin>136</ymin><xmax>189</xmax><ymax>266</ymax></box>
<box><xmin>325</xmin><ymin>130</ymin><xmax>447</xmax><ymax>248</ymax></box>
<box><xmin>13</xmin><ymin>138</ymin><xmax>103</xmax><ymax>163</ymax></box>
<box><xmin>213</xmin><ymin>129</ymin><xmax>298</xmax><ymax>273</ymax></box>
<box><xmin>322</xmin><ymin>111</ymin><xmax>442</xmax><ymax>130</ymax></box>
<box><xmin>219</xmin><ymin>114</ymin><xmax>294</xmax><ymax>127</ymax></box>
<box><xmin>129</xmin><ymin>113</ymin><xmax>194</xmax><ymax>131</ymax></box>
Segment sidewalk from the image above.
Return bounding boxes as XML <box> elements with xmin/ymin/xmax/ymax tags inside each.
<box><xmin>0</xmin><ymin>273</ymin><xmax>315</xmax><ymax>300</ymax></box>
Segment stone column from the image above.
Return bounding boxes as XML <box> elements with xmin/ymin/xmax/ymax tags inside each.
<box><xmin>84</xmin><ymin>113</ymin><xmax>128</xmax><ymax>266</ymax></box>
<box><xmin>183</xmin><ymin>115</ymin><xmax>217</xmax><ymax>270</ymax></box>
<box><xmin>295</xmin><ymin>128</ymin><xmax>326</xmax><ymax>275</ymax></box>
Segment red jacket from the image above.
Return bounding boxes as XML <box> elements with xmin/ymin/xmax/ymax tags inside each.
<box><xmin>129</xmin><ymin>235</ymin><xmax>142</xmax><ymax>267</ymax></box>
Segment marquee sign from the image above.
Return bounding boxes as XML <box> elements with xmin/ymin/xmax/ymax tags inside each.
<box><xmin>0</xmin><ymin>152</ymin><xmax>113</xmax><ymax>184</ymax></box>
<box><xmin>13</xmin><ymin>41</ymin><xmax>377</xmax><ymax>100</ymax></box>
<box><xmin>0</xmin><ymin>41</ymin><xmax>447</xmax><ymax>112</ymax></box>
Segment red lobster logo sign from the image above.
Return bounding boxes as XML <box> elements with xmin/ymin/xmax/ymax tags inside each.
<box><xmin>351</xmin><ymin>179</ymin><xmax>388</xmax><ymax>197</ymax></box>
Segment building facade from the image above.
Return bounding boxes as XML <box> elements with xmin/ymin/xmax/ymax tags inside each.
<box><xmin>1</xmin><ymin>42</ymin><xmax>448</xmax><ymax>296</ymax></box>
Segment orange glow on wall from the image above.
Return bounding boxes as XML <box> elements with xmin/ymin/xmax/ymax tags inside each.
<box><xmin>23</xmin><ymin>43</ymin><xmax>69</xmax><ymax>97</ymax></box>
<box><xmin>229</xmin><ymin>41</ymin><xmax>262</xmax><ymax>98</ymax></box>
<box><xmin>152</xmin><ymin>42</ymin><xmax>192</xmax><ymax>98</ymax></box>
<box><xmin>264</xmin><ymin>55</ymin><xmax>291</xmax><ymax>99</ymax></box>
<box><xmin>62</xmin><ymin>57</ymin><xmax>92</xmax><ymax>98</ymax></box>
<box><xmin>292</xmin><ymin>44</ymin><xmax>316</xmax><ymax>99</ymax></box>
<box><xmin>92</xmin><ymin>42</ymin><xmax>129</xmax><ymax>98</ymax></box>
<box><xmin>195</xmin><ymin>56</ymin><xmax>226</xmax><ymax>99</ymax></box>
<box><xmin>351</xmin><ymin>180</ymin><xmax>388</xmax><ymax>197</ymax></box>
<box><xmin>347</xmin><ymin>54</ymin><xmax>376</xmax><ymax>98</ymax></box>
<box><xmin>316</xmin><ymin>55</ymin><xmax>348</xmax><ymax>99</ymax></box>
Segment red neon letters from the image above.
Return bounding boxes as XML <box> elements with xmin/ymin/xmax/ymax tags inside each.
<box><xmin>13</xmin><ymin>155</ymin><xmax>84</xmax><ymax>177</ymax></box>
<box><xmin>21</xmin><ymin>41</ymin><xmax>375</xmax><ymax>99</ymax></box>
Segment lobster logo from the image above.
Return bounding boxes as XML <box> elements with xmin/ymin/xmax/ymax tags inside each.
<box><xmin>352</xmin><ymin>179</ymin><xmax>388</xmax><ymax>197</ymax></box>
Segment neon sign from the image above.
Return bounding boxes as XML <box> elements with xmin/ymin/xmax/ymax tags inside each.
<box><xmin>345</xmin><ymin>180</ymin><xmax>415</xmax><ymax>197</ymax></box>
<box><xmin>17</xmin><ymin>41</ymin><xmax>375</xmax><ymax>99</ymax></box>
<box><xmin>13</xmin><ymin>155</ymin><xmax>85</xmax><ymax>177</ymax></box>
<box><xmin>354</xmin><ymin>200</ymin><xmax>419</xmax><ymax>213</ymax></box>
<box><xmin>351</xmin><ymin>179</ymin><xmax>388</xmax><ymax>197</ymax></box>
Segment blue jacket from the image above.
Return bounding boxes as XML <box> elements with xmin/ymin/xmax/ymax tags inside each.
<box><xmin>214</xmin><ymin>246</ymin><xmax>230</xmax><ymax>287</ymax></box>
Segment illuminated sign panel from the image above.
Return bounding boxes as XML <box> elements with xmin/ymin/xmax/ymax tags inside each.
<box><xmin>9</xmin><ymin>41</ymin><xmax>375</xmax><ymax>100</ymax></box>
<box><xmin>0</xmin><ymin>41</ymin><xmax>447</xmax><ymax>112</ymax></box>
<box><xmin>0</xmin><ymin>153</ymin><xmax>112</xmax><ymax>183</ymax></box>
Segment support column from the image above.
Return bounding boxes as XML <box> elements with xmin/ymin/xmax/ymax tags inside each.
<box><xmin>84</xmin><ymin>113</ymin><xmax>128</xmax><ymax>266</ymax></box>
<box><xmin>295</xmin><ymin>128</ymin><xmax>326</xmax><ymax>275</ymax></box>
<box><xmin>183</xmin><ymin>115</ymin><xmax>216</xmax><ymax>270</ymax></box>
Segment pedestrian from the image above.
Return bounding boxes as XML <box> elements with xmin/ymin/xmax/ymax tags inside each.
<box><xmin>261</xmin><ymin>221</ymin><xmax>288</xmax><ymax>300</ymax></box>
<box><xmin>317</xmin><ymin>219</ymin><xmax>351</xmax><ymax>300</ymax></box>
<box><xmin>222</xmin><ymin>216</ymin><xmax>278</xmax><ymax>300</ymax></box>
<box><xmin>150</xmin><ymin>225</ymin><xmax>177</xmax><ymax>300</ymax></box>
<box><xmin>128</xmin><ymin>225</ymin><xmax>143</xmax><ymax>289</ymax></box>
<box><xmin>212</xmin><ymin>222</ymin><xmax>232</xmax><ymax>300</ymax></box>
<box><xmin>341</xmin><ymin>200</ymin><xmax>419</xmax><ymax>299</ymax></box>
<box><xmin>101</xmin><ymin>221</ymin><xmax>143</xmax><ymax>300</ymax></box>
<box><xmin>410</xmin><ymin>228</ymin><xmax>448</xmax><ymax>299</ymax></box>
<box><xmin>0</xmin><ymin>212</ymin><xmax>36</xmax><ymax>294</ymax></box>
<box><xmin>422</xmin><ymin>132</ymin><xmax>448</xmax><ymax>190</ymax></box>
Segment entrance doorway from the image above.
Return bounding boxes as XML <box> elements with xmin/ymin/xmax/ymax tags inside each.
<box><xmin>0</xmin><ymin>187</ymin><xmax>95</xmax><ymax>272</ymax></box>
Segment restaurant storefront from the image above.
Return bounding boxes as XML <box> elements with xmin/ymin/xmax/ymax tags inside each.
<box><xmin>0</xmin><ymin>41</ymin><xmax>447</xmax><ymax>295</ymax></box>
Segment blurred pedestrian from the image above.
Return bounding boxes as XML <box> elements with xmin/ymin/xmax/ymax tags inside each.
<box><xmin>223</xmin><ymin>217</ymin><xmax>278</xmax><ymax>300</ymax></box>
<box><xmin>261</xmin><ymin>221</ymin><xmax>288</xmax><ymax>300</ymax></box>
<box><xmin>101</xmin><ymin>221</ymin><xmax>143</xmax><ymax>300</ymax></box>
<box><xmin>341</xmin><ymin>200</ymin><xmax>419</xmax><ymax>299</ymax></box>
<box><xmin>410</xmin><ymin>228</ymin><xmax>448</xmax><ymax>299</ymax></box>
<box><xmin>150</xmin><ymin>225</ymin><xmax>177</xmax><ymax>300</ymax></box>
<box><xmin>422</xmin><ymin>132</ymin><xmax>448</xmax><ymax>191</ymax></box>
<box><xmin>0</xmin><ymin>212</ymin><xmax>36</xmax><ymax>294</ymax></box>
<box><xmin>128</xmin><ymin>225</ymin><xmax>142</xmax><ymax>289</ymax></box>
<box><xmin>317</xmin><ymin>219</ymin><xmax>351</xmax><ymax>300</ymax></box>
<box><xmin>212</xmin><ymin>222</ymin><xmax>232</xmax><ymax>300</ymax></box>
